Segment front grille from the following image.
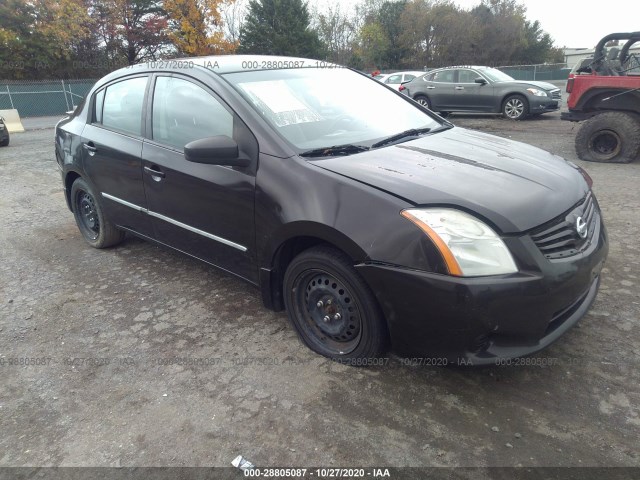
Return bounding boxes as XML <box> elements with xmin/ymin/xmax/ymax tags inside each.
<box><xmin>531</xmin><ymin>192</ymin><xmax>598</xmax><ymax>259</ymax></box>
<box><xmin>550</xmin><ymin>89</ymin><xmax>562</xmax><ymax>100</ymax></box>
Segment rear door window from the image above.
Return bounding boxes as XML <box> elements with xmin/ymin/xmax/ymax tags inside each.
<box><xmin>101</xmin><ymin>77</ymin><xmax>147</xmax><ymax>136</ymax></box>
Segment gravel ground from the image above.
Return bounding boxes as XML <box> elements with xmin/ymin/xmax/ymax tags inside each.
<box><xmin>0</xmin><ymin>110</ymin><xmax>638</xmax><ymax>471</ymax></box>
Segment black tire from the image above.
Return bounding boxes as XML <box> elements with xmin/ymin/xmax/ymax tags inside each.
<box><xmin>574</xmin><ymin>111</ymin><xmax>640</xmax><ymax>163</ymax></box>
<box><xmin>438</xmin><ymin>111</ymin><xmax>451</xmax><ymax>118</ymax></box>
<box><xmin>0</xmin><ymin>136</ymin><xmax>8</xmax><ymax>147</ymax></box>
<box><xmin>283</xmin><ymin>246</ymin><xmax>389</xmax><ymax>363</ymax></box>
<box><xmin>70</xmin><ymin>178</ymin><xmax>125</xmax><ymax>248</ymax></box>
<box><xmin>502</xmin><ymin>94</ymin><xmax>529</xmax><ymax>120</ymax></box>
<box><xmin>414</xmin><ymin>95</ymin><xmax>431</xmax><ymax>109</ymax></box>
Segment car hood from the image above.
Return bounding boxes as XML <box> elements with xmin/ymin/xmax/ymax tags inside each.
<box><xmin>311</xmin><ymin>127</ymin><xmax>588</xmax><ymax>233</ymax></box>
<box><xmin>501</xmin><ymin>80</ymin><xmax>559</xmax><ymax>91</ymax></box>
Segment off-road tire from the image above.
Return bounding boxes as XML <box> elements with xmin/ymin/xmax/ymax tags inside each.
<box><xmin>575</xmin><ymin>111</ymin><xmax>640</xmax><ymax>163</ymax></box>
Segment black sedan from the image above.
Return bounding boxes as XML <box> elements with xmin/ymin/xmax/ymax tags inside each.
<box><xmin>55</xmin><ymin>56</ymin><xmax>607</xmax><ymax>365</ymax></box>
<box><xmin>401</xmin><ymin>66</ymin><xmax>562</xmax><ymax>120</ymax></box>
<box><xmin>0</xmin><ymin>116</ymin><xmax>9</xmax><ymax>146</ymax></box>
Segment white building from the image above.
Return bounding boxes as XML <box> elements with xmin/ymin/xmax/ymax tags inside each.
<box><xmin>564</xmin><ymin>46</ymin><xmax>640</xmax><ymax>69</ymax></box>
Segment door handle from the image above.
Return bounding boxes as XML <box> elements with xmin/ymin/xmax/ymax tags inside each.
<box><xmin>426</xmin><ymin>86</ymin><xmax>436</xmax><ymax>89</ymax></box>
<box><xmin>455</xmin><ymin>86</ymin><xmax>465</xmax><ymax>90</ymax></box>
<box><xmin>83</xmin><ymin>142</ymin><xmax>97</xmax><ymax>156</ymax></box>
<box><xmin>144</xmin><ymin>165</ymin><xmax>166</xmax><ymax>179</ymax></box>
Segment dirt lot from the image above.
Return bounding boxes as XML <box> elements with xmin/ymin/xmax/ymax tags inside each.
<box><xmin>0</xmin><ymin>110</ymin><xmax>638</xmax><ymax>471</ymax></box>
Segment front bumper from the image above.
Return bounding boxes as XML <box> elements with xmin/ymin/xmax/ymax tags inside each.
<box><xmin>529</xmin><ymin>96</ymin><xmax>560</xmax><ymax>114</ymax></box>
<box><xmin>357</xmin><ymin>212</ymin><xmax>608</xmax><ymax>365</ymax></box>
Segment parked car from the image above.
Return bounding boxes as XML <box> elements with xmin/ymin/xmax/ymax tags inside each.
<box><xmin>402</xmin><ymin>66</ymin><xmax>562</xmax><ymax>120</ymax></box>
<box><xmin>373</xmin><ymin>73</ymin><xmax>390</xmax><ymax>82</ymax></box>
<box><xmin>55</xmin><ymin>55</ymin><xmax>607</xmax><ymax>365</ymax></box>
<box><xmin>0</xmin><ymin>116</ymin><xmax>9</xmax><ymax>146</ymax></box>
<box><xmin>382</xmin><ymin>71</ymin><xmax>426</xmax><ymax>90</ymax></box>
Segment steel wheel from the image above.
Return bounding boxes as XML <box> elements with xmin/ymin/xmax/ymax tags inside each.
<box><xmin>76</xmin><ymin>190</ymin><xmax>100</xmax><ymax>241</ymax></box>
<box><xmin>588</xmin><ymin>130</ymin><xmax>621</xmax><ymax>160</ymax></box>
<box><xmin>294</xmin><ymin>269</ymin><xmax>362</xmax><ymax>355</ymax></box>
<box><xmin>70</xmin><ymin>178</ymin><xmax>125</xmax><ymax>248</ymax></box>
<box><xmin>283</xmin><ymin>246</ymin><xmax>388</xmax><ymax>362</ymax></box>
<box><xmin>502</xmin><ymin>95</ymin><xmax>528</xmax><ymax>120</ymax></box>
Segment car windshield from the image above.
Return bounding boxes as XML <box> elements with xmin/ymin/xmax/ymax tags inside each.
<box><xmin>477</xmin><ymin>67</ymin><xmax>515</xmax><ymax>83</ymax></box>
<box><xmin>223</xmin><ymin>68</ymin><xmax>441</xmax><ymax>151</ymax></box>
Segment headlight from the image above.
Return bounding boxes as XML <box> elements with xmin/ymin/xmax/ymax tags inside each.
<box><xmin>526</xmin><ymin>88</ymin><xmax>547</xmax><ymax>97</ymax></box>
<box><xmin>401</xmin><ymin>208</ymin><xmax>518</xmax><ymax>277</ymax></box>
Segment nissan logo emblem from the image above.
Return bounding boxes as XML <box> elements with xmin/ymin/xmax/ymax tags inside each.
<box><xmin>576</xmin><ymin>216</ymin><xmax>588</xmax><ymax>239</ymax></box>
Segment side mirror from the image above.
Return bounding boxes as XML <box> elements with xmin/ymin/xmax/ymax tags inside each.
<box><xmin>184</xmin><ymin>136</ymin><xmax>250</xmax><ymax>167</ymax></box>
<box><xmin>475</xmin><ymin>78</ymin><xmax>487</xmax><ymax>85</ymax></box>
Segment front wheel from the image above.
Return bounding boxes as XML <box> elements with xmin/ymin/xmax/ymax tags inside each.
<box><xmin>574</xmin><ymin>111</ymin><xmax>640</xmax><ymax>163</ymax></box>
<box><xmin>71</xmin><ymin>178</ymin><xmax>125</xmax><ymax>248</ymax></box>
<box><xmin>502</xmin><ymin>94</ymin><xmax>528</xmax><ymax>120</ymax></box>
<box><xmin>283</xmin><ymin>246</ymin><xmax>388</xmax><ymax>363</ymax></box>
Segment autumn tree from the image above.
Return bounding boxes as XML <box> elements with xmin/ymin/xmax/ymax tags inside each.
<box><xmin>0</xmin><ymin>0</ymin><xmax>93</xmax><ymax>78</ymax></box>
<box><xmin>90</xmin><ymin>0</ymin><xmax>169</xmax><ymax>65</ymax></box>
<box><xmin>238</xmin><ymin>0</ymin><xmax>324</xmax><ymax>58</ymax></box>
<box><xmin>164</xmin><ymin>0</ymin><xmax>237</xmax><ymax>55</ymax></box>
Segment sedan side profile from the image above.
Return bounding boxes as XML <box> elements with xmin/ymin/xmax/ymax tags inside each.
<box><xmin>56</xmin><ymin>56</ymin><xmax>607</xmax><ymax>365</ymax></box>
<box><xmin>402</xmin><ymin>66</ymin><xmax>562</xmax><ymax>120</ymax></box>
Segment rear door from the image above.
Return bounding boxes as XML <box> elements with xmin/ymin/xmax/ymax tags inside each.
<box><xmin>141</xmin><ymin>74</ymin><xmax>258</xmax><ymax>282</ymax></box>
<box><xmin>81</xmin><ymin>75</ymin><xmax>154</xmax><ymax>237</ymax></box>
<box><xmin>423</xmin><ymin>69</ymin><xmax>457</xmax><ymax>110</ymax></box>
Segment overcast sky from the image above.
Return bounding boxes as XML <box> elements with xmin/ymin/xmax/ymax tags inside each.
<box><xmin>311</xmin><ymin>0</ymin><xmax>638</xmax><ymax>49</ymax></box>
<box><xmin>452</xmin><ymin>0</ymin><xmax>637</xmax><ymax>48</ymax></box>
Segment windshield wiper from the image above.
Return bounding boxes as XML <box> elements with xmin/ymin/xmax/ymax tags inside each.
<box><xmin>300</xmin><ymin>144</ymin><xmax>370</xmax><ymax>158</ymax></box>
<box><xmin>371</xmin><ymin>127</ymin><xmax>432</xmax><ymax>149</ymax></box>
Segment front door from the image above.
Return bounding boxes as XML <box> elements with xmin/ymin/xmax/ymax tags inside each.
<box><xmin>141</xmin><ymin>75</ymin><xmax>258</xmax><ymax>282</ymax></box>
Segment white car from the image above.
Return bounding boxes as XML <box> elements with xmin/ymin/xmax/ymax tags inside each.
<box><xmin>382</xmin><ymin>71</ymin><xmax>427</xmax><ymax>90</ymax></box>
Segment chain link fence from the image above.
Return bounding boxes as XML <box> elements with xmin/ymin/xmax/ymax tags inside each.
<box><xmin>497</xmin><ymin>63</ymin><xmax>570</xmax><ymax>81</ymax></box>
<box><xmin>0</xmin><ymin>79</ymin><xmax>97</xmax><ymax>118</ymax></box>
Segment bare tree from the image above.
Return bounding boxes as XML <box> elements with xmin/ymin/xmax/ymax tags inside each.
<box><xmin>220</xmin><ymin>0</ymin><xmax>247</xmax><ymax>44</ymax></box>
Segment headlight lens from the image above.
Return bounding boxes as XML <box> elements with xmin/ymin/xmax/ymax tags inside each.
<box><xmin>526</xmin><ymin>88</ymin><xmax>548</xmax><ymax>97</ymax></box>
<box><xmin>401</xmin><ymin>208</ymin><xmax>518</xmax><ymax>277</ymax></box>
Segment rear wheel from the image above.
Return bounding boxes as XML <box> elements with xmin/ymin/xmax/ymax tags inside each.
<box><xmin>575</xmin><ymin>111</ymin><xmax>640</xmax><ymax>163</ymax></box>
<box><xmin>283</xmin><ymin>246</ymin><xmax>388</xmax><ymax>363</ymax></box>
<box><xmin>502</xmin><ymin>94</ymin><xmax>528</xmax><ymax>120</ymax></box>
<box><xmin>71</xmin><ymin>178</ymin><xmax>125</xmax><ymax>248</ymax></box>
<box><xmin>414</xmin><ymin>95</ymin><xmax>431</xmax><ymax>109</ymax></box>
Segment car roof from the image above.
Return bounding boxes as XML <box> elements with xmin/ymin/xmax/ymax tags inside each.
<box><xmin>171</xmin><ymin>55</ymin><xmax>332</xmax><ymax>74</ymax></box>
<box><xmin>431</xmin><ymin>66</ymin><xmax>491</xmax><ymax>71</ymax></box>
<box><xmin>387</xmin><ymin>71</ymin><xmax>426</xmax><ymax>76</ymax></box>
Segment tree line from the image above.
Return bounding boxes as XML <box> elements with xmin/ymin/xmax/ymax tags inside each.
<box><xmin>0</xmin><ymin>0</ymin><xmax>564</xmax><ymax>79</ymax></box>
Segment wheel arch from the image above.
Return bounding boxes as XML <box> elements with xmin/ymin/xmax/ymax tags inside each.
<box><xmin>501</xmin><ymin>91</ymin><xmax>528</xmax><ymax>107</ymax></box>
<box><xmin>412</xmin><ymin>92</ymin><xmax>431</xmax><ymax>105</ymax></box>
<box><xmin>578</xmin><ymin>88</ymin><xmax>640</xmax><ymax>114</ymax></box>
<box><xmin>258</xmin><ymin>222</ymin><xmax>369</xmax><ymax>311</ymax></box>
<box><xmin>64</xmin><ymin>170</ymin><xmax>82</xmax><ymax>211</ymax></box>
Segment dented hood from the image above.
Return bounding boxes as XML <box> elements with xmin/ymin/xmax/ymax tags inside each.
<box><xmin>312</xmin><ymin>127</ymin><xmax>588</xmax><ymax>233</ymax></box>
